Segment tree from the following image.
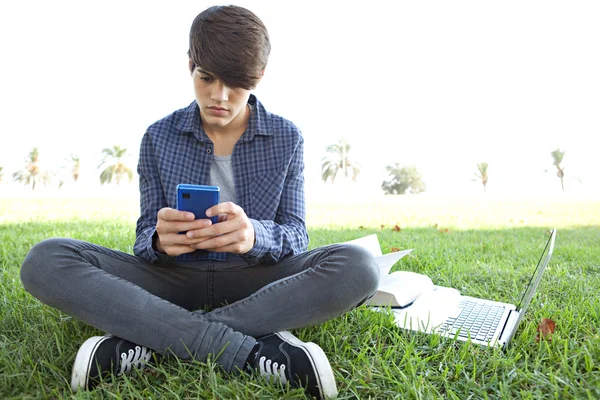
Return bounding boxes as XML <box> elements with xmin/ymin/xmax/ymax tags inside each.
<box><xmin>98</xmin><ymin>145</ymin><xmax>133</xmax><ymax>185</ymax></box>
<box><xmin>321</xmin><ymin>137</ymin><xmax>360</xmax><ymax>184</ymax></box>
<box><xmin>473</xmin><ymin>162</ymin><xmax>489</xmax><ymax>192</ymax></box>
<box><xmin>12</xmin><ymin>147</ymin><xmax>52</xmax><ymax>190</ymax></box>
<box><xmin>550</xmin><ymin>148</ymin><xmax>565</xmax><ymax>192</ymax></box>
<box><xmin>381</xmin><ymin>164</ymin><xmax>426</xmax><ymax>195</ymax></box>
<box><xmin>70</xmin><ymin>154</ymin><xmax>81</xmax><ymax>182</ymax></box>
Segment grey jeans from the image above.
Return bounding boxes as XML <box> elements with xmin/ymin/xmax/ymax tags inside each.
<box><xmin>20</xmin><ymin>238</ymin><xmax>379</xmax><ymax>373</ymax></box>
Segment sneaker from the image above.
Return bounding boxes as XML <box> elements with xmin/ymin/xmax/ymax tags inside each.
<box><xmin>252</xmin><ymin>331</ymin><xmax>338</xmax><ymax>399</ymax></box>
<box><xmin>70</xmin><ymin>335</ymin><xmax>153</xmax><ymax>391</ymax></box>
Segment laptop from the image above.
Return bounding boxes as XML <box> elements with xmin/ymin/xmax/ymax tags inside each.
<box><xmin>389</xmin><ymin>228</ymin><xmax>557</xmax><ymax>348</ymax></box>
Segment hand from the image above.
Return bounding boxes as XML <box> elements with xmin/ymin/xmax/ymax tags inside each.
<box><xmin>154</xmin><ymin>207</ymin><xmax>214</xmax><ymax>256</ymax></box>
<box><xmin>185</xmin><ymin>201</ymin><xmax>255</xmax><ymax>254</ymax></box>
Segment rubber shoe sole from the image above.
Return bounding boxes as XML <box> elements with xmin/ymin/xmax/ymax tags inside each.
<box><xmin>70</xmin><ymin>335</ymin><xmax>111</xmax><ymax>391</ymax></box>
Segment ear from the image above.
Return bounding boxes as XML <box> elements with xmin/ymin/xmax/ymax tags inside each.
<box><xmin>188</xmin><ymin>58</ymin><xmax>195</xmax><ymax>75</ymax></box>
<box><xmin>255</xmin><ymin>69</ymin><xmax>265</xmax><ymax>85</ymax></box>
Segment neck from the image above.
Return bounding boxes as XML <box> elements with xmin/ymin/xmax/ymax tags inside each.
<box><xmin>204</xmin><ymin>104</ymin><xmax>250</xmax><ymax>137</ymax></box>
<box><xmin>204</xmin><ymin>105</ymin><xmax>251</xmax><ymax>156</ymax></box>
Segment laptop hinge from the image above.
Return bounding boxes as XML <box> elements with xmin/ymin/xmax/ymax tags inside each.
<box><xmin>499</xmin><ymin>309</ymin><xmax>520</xmax><ymax>348</ymax></box>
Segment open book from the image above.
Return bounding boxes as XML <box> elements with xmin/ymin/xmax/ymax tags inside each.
<box><xmin>342</xmin><ymin>234</ymin><xmax>434</xmax><ymax>308</ymax></box>
<box><xmin>343</xmin><ymin>234</ymin><xmax>460</xmax><ymax>329</ymax></box>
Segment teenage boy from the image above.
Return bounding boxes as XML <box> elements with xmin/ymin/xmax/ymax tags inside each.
<box><xmin>20</xmin><ymin>5</ymin><xmax>379</xmax><ymax>399</ymax></box>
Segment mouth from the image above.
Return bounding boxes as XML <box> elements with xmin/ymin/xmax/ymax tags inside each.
<box><xmin>207</xmin><ymin>106</ymin><xmax>228</xmax><ymax>116</ymax></box>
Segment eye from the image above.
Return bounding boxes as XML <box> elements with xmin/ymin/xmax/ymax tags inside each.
<box><xmin>200</xmin><ymin>75</ymin><xmax>213</xmax><ymax>83</ymax></box>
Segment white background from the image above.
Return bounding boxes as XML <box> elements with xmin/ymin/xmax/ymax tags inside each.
<box><xmin>1</xmin><ymin>0</ymin><xmax>598</xmax><ymax>198</ymax></box>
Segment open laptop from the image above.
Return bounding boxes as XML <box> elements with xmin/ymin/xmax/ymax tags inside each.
<box><xmin>390</xmin><ymin>228</ymin><xmax>557</xmax><ymax>348</ymax></box>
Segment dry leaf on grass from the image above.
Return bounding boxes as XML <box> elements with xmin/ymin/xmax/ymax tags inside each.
<box><xmin>439</xmin><ymin>228</ymin><xmax>449</xmax><ymax>233</ymax></box>
<box><xmin>536</xmin><ymin>318</ymin><xmax>556</xmax><ymax>342</ymax></box>
<box><xmin>392</xmin><ymin>224</ymin><xmax>401</xmax><ymax>232</ymax></box>
<box><xmin>390</xmin><ymin>247</ymin><xmax>401</xmax><ymax>252</ymax></box>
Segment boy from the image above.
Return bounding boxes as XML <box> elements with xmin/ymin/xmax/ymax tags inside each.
<box><xmin>20</xmin><ymin>5</ymin><xmax>379</xmax><ymax>399</ymax></box>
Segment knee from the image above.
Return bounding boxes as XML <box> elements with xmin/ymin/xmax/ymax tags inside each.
<box><xmin>20</xmin><ymin>238</ymin><xmax>69</xmax><ymax>294</ymax></box>
<box><xmin>335</xmin><ymin>243</ymin><xmax>380</xmax><ymax>298</ymax></box>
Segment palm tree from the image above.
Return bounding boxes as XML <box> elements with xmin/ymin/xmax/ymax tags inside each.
<box><xmin>550</xmin><ymin>148</ymin><xmax>565</xmax><ymax>192</ymax></box>
<box><xmin>12</xmin><ymin>147</ymin><xmax>52</xmax><ymax>190</ymax></box>
<box><xmin>474</xmin><ymin>162</ymin><xmax>489</xmax><ymax>192</ymax></box>
<box><xmin>70</xmin><ymin>154</ymin><xmax>81</xmax><ymax>182</ymax></box>
<box><xmin>98</xmin><ymin>145</ymin><xmax>133</xmax><ymax>185</ymax></box>
<box><xmin>321</xmin><ymin>137</ymin><xmax>360</xmax><ymax>184</ymax></box>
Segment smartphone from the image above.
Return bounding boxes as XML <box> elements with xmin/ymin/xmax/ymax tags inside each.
<box><xmin>176</xmin><ymin>184</ymin><xmax>220</xmax><ymax>224</ymax></box>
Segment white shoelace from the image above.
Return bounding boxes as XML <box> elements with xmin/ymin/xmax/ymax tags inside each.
<box><xmin>258</xmin><ymin>356</ymin><xmax>288</xmax><ymax>384</ymax></box>
<box><xmin>118</xmin><ymin>345</ymin><xmax>152</xmax><ymax>375</ymax></box>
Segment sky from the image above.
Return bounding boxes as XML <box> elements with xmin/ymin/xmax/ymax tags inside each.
<box><xmin>1</xmin><ymin>0</ymin><xmax>599</xmax><ymax>198</ymax></box>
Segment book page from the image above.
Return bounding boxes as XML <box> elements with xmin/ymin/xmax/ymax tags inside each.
<box><xmin>375</xmin><ymin>249</ymin><xmax>414</xmax><ymax>275</ymax></box>
<box><xmin>342</xmin><ymin>234</ymin><xmax>383</xmax><ymax>257</ymax></box>
<box><xmin>365</xmin><ymin>270</ymin><xmax>433</xmax><ymax>307</ymax></box>
<box><xmin>392</xmin><ymin>286</ymin><xmax>462</xmax><ymax>332</ymax></box>
<box><xmin>342</xmin><ymin>234</ymin><xmax>413</xmax><ymax>275</ymax></box>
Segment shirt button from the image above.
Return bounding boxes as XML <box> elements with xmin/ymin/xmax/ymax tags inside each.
<box><xmin>206</xmin><ymin>148</ymin><xmax>212</xmax><ymax>154</ymax></box>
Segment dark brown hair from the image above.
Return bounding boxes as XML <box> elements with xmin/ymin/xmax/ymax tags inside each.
<box><xmin>188</xmin><ymin>5</ymin><xmax>271</xmax><ymax>90</ymax></box>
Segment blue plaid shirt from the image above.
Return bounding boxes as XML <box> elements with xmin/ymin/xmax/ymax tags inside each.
<box><xmin>134</xmin><ymin>94</ymin><xmax>309</xmax><ymax>265</ymax></box>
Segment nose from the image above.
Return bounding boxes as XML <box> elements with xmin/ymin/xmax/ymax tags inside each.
<box><xmin>211</xmin><ymin>80</ymin><xmax>230</xmax><ymax>103</ymax></box>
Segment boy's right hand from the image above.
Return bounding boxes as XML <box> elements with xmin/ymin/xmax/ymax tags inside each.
<box><xmin>153</xmin><ymin>207</ymin><xmax>214</xmax><ymax>256</ymax></box>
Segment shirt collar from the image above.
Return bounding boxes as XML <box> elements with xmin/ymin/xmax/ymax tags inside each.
<box><xmin>176</xmin><ymin>94</ymin><xmax>273</xmax><ymax>142</ymax></box>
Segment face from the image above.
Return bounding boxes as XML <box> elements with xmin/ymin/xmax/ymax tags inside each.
<box><xmin>191</xmin><ymin>64</ymin><xmax>255</xmax><ymax>132</ymax></box>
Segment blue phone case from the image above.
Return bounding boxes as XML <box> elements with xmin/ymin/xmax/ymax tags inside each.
<box><xmin>176</xmin><ymin>184</ymin><xmax>220</xmax><ymax>224</ymax></box>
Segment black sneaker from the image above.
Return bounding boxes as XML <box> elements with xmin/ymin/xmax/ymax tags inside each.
<box><xmin>70</xmin><ymin>335</ymin><xmax>153</xmax><ymax>391</ymax></box>
<box><xmin>252</xmin><ymin>331</ymin><xmax>338</xmax><ymax>399</ymax></box>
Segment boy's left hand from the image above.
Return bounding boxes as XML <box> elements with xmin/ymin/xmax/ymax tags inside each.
<box><xmin>186</xmin><ymin>201</ymin><xmax>255</xmax><ymax>254</ymax></box>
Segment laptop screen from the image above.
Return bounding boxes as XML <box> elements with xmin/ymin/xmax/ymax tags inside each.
<box><xmin>513</xmin><ymin>229</ymin><xmax>557</xmax><ymax>330</ymax></box>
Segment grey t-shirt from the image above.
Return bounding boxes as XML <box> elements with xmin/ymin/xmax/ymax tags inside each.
<box><xmin>210</xmin><ymin>154</ymin><xmax>236</xmax><ymax>204</ymax></box>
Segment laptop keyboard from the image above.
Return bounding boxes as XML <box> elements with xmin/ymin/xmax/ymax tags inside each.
<box><xmin>438</xmin><ymin>299</ymin><xmax>507</xmax><ymax>342</ymax></box>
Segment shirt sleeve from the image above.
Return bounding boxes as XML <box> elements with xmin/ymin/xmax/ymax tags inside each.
<box><xmin>240</xmin><ymin>137</ymin><xmax>309</xmax><ymax>265</ymax></box>
<box><xmin>133</xmin><ymin>131</ymin><xmax>169</xmax><ymax>264</ymax></box>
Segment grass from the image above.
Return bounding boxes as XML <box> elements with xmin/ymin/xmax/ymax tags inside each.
<box><xmin>1</xmin><ymin>195</ymin><xmax>599</xmax><ymax>399</ymax></box>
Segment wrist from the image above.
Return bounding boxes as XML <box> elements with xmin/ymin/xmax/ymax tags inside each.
<box><xmin>152</xmin><ymin>231</ymin><xmax>166</xmax><ymax>254</ymax></box>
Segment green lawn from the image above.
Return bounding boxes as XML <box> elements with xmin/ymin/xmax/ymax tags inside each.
<box><xmin>1</xmin><ymin>195</ymin><xmax>599</xmax><ymax>399</ymax></box>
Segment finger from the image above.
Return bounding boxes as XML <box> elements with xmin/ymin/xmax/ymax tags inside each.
<box><xmin>203</xmin><ymin>239</ymin><xmax>251</xmax><ymax>254</ymax></box>
<box><xmin>164</xmin><ymin>244</ymin><xmax>197</xmax><ymax>257</ymax></box>
<box><xmin>192</xmin><ymin>232</ymin><xmax>238</xmax><ymax>251</ymax></box>
<box><xmin>158</xmin><ymin>207</ymin><xmax>195</xmax><ymax>222</ymax></box>
<box><xmin>156</xmin><ymin>231</ymin><xmax>198</xmax><ymax>256</ymax></box>
<box><xmin>194</xmin><ymin>227</ymin><xmax>253</xmax><ymax>252</ymax></box>
<box><xmin>165</xmin><ymin>230</ymin><xmax>216</xmax><ymax>248</ymax></box>
<box><xmin>186</xmin><ymin>218</ymin><xmax>233</xmax><ymax>239</ymax></box>
<box><xmin>176</xmin><ymin>219</ymin><xmax>213</xmax><ymax>235</ymax></box>
<box><xmin>206</xmin><ymin>201</ymin><xmax>240</xmax><ymax>219</ymax></box>
<box><xmin>158</xmin><ymin>219</ymin><xmax>213</xmax><ymax>238</ymax></box>
<box><xmin>180</xmin><ymin>233</ymin><xmax>216</xmax><ymax>245</ymax></box>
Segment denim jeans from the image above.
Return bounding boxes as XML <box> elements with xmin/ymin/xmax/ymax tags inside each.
<box><xmin>20</xmin><ymin>238</ymin><xmax>379</xmax><ymax>373</ymax></box>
